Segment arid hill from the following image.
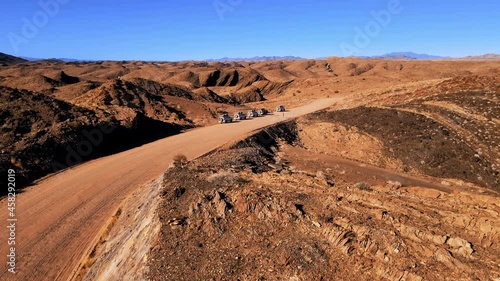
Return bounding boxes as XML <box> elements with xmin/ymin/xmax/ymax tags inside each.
<box><xmin>0</xmin><ymin>52</ymin><xmax>27</xmax><ymax>65</ymax></box>
<box><xmin>150</xmin><ymin>116</ymin><xmax>499</xmax><ymax>280</ymax></box>
<box><xmin>149</xmin><ymin>75</ymin><xmax>499</xmax><ymax>279</ymax></box>
<box><xmin>0</xmin><ymin>86</ymin><xmax>106</xmax><ymax>190</ymax></box>
<box><xmin>0</xmin><ymin>85</ymin><xmax>188</xmax><ymax>195</ymax></box>
<box><xmin>146</xmin><ymin>71</ymin><xmax>499</xmax><ymax>280</ymax></box>
<box><xmin>1</xmin><ymin>57</ymin><xmax>499</xmax><ymax>194</ymax></box>
<box><xmin>0</xmin><ymin>53</ymin><xmax>499</xmax><ymax>280</ymax></box>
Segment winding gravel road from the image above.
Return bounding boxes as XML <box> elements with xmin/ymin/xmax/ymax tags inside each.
<box><xmin>0</xmin><ymin>98</ymin><xmax>339</xmax><ymax>281</ymax></box>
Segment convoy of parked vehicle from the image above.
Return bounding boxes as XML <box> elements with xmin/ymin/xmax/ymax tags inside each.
<box><xmin>218</xmin><ymin>105</ymin><xmax>286</xmax><ymax>124</ymax></box>
<box><xmin>247</xmin><ymin>109</ymin><xmax>259</xmax><ymax>118</ymax></box>
<box><xmin>218</xmin><ymin>113</ymin><xmax>233</xmax><ymax>124</ymax></box>
<box><xmin>234</xmin><ymin>112</ymin><xmax>246</xmax><ymax>121</ymax></box>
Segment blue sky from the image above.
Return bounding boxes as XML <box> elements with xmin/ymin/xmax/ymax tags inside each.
<box><xmin>0</xmin><ymin>0</ymin><xmax>498</xmax><ymax>60</ymax></box>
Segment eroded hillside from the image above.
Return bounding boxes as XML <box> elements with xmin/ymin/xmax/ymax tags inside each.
<box><xmin>0</xmin><ymin>86</ymin><xmax>187</xmax><ymax>195</ymax></box>
<box><xmin>1</xmin><ymin>59</ymin><xmax>498</xmax><ymax>194</ymax></box>
<box><xmin>148</xmin><ymin>73</ymin><xmax>499</xmax><ymax>280</ymax></box>
<box><xmin>149</xmin><ymin>120</ymin><xmax>499</xmax><ymax>280</ymax></box>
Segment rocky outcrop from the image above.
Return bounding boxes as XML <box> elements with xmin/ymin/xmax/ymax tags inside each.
<box><xmin>149</xmin><ymin>121</ymin><xmax>500</xmax><ymax>280</ymax></box>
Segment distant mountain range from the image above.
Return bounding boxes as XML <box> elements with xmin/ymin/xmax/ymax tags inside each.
<box><xmin>19</xmin><ymin>55</ymin><xmax>308</xmax><ymax>63</ymax></box>
<box><xmin>1</xmin><ymin>52</ymin><xmax>499</xmax><ymax>64</ymax></box>
<box><xmin>0</xmin><ymin>52</ymin><xmax>28</xmax><ymax>65</ymax></box>
<box><xmin>359</xmin><ymin>52</ymin><xmax>448</xmax><ymax>60</ymax></box>
<box><xmin>206</xmin><ymin>56</ymin><xmax>306</xmax><ymax>62</ymax></box>
<box><xmin>460</xmin><ymin>53</ymin><xmax>500</xmax><ymax>60</ymax></box>
<box><xmin>21</xmin><ymin>56</ymin><xmax>91</xmax><ymax>62</ymax></box>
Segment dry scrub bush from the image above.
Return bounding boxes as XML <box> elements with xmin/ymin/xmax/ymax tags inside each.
<box><xmin>207</xmin><ymin>171</ymin><xmax>245</xmax><ymax>185</ymax></box>
<box><xmin>354</xmin><ymin>182</ymin><xmax>373</xmax><ymax>191</ymax></box>
<box><xmin>172</xmin><ymin>154</ymin><xmax>188</xmax><ymax>168</ymax></box>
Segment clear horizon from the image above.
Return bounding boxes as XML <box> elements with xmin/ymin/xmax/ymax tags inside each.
<box><xmin>1</xmin><ymin>0</ymin><xmax>499</xmax><ymax>61</ymax></box>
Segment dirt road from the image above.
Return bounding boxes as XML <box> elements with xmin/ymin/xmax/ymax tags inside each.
<box><xmin>0</xmin><ymin>98</ymin><xmax>339</xmax><ymax>281</ymax></box>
